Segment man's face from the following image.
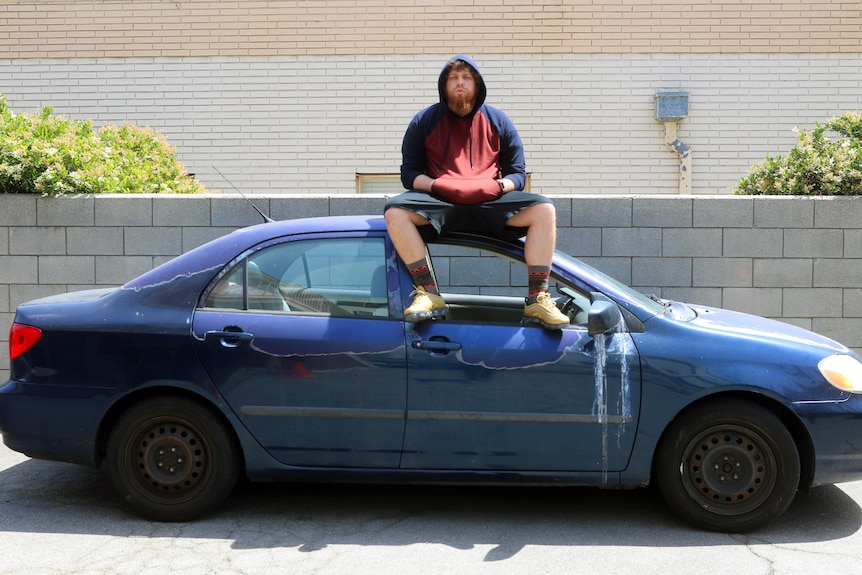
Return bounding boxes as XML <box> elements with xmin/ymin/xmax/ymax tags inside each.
<box><xmin>445</xmin><ymin>66</ymin><xmax>477</xmax><ymax>116</ymax></box>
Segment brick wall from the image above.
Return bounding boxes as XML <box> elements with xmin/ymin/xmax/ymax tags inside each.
<box><xmin>3</xmin><ymin>54</ymin><xmax>861</xmax><ymax>197</ymax></box>
<box><xmin>2</xmin><ymin>194</ymin><xmax>861</xmax><ymax>373</ymax></box>
<box><xmin>1</xmin><ymin>0</ymin><xmax>859</xmax><ymax>58</ymax></box>
<box><xmin>2</xmin><ymin>1</ymin><xmax>859</xmax><ymax>197</ymax></box>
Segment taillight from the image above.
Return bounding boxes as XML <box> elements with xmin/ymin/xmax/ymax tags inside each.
<box><xmin>9</xmin><ymin>323</ymin><xmax>42</xmax><ymax>360</ymax></box>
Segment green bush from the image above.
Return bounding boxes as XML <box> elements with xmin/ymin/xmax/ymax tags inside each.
<box><xmin>0</xmin><ymin>94</ymin><xmax>206</xmax><ymax>195</ymax></box>
<box><xmin>735</xmin><ymin>111</ymin><xmax>862</xmax><ymax>196</ymax></box>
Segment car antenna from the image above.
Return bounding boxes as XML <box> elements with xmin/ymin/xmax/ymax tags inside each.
<box><xmin>212</xmin><ymin>166</ymin><xmax>274</xmax><ymax>223</ymax></box>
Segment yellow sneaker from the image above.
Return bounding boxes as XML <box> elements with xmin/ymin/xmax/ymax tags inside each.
<box><xmin>522</xmin><ymin>292</ymin><xmax>570</xmax><ymax>330</ymax></box>
<box><xmin>404</xmin><ymin>286</ymin><xmax>448</xmax><ymax>323</ymax></box>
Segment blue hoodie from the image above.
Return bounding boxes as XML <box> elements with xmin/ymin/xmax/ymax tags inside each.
<box><xmin>400</xmin><ymin>55</ymin><xmax>527</xmax><ymax>201</ymax></box>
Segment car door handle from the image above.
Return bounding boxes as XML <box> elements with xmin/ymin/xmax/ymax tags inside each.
<box><xmin>412</xmin><ymin>340</ymin><xmax>462</xmax><ymax>352</ymax></box>
<box><xmin>205</xmin><ymin>330</ymin><xmax>254</xmax><ymax>348</ymax></box>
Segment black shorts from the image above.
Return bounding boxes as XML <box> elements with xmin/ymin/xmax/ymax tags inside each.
<box><xmin>384</xmin><ymin>190</ymin><xmax>552</xmax><ymax>242</ymax></box>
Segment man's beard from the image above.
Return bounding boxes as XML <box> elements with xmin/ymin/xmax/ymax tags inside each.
<box><xmin>447</xmin><ymin>93</ymin><xmax>475</xmax><ymax>116</ymax></box>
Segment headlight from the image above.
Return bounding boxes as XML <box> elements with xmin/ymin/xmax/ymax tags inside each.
<box><xmin>819</xmin><ymin>354</ymin><xmax>862</xmax><ymax>393</ymax></box>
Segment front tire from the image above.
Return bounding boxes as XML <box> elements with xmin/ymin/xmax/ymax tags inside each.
<box><xmin>655</xmin><ymin>399</ymin><xmax>800</xmax><ymax>532</ymax></box>
<box><xmin>105</xmin><ymin>396</ymin><xmax>241</xmax><ymax>522</ymax></box>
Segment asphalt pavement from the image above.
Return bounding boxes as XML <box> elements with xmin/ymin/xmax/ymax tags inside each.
<box><xmin>2</xmin><ymin>442</ymin><xmax>862</xmax><ymax>575</ymax></box>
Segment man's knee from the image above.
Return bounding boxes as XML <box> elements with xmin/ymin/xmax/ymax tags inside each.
<box><xmin>385</xmin><ymin>207</ymin><xmax>409</xmax><ymax>226</ymax></box>
<box><xmin>535</xmin><ymin>201</ymin><xmax>556</xmax><ymax>221</ymax></box>
<box><xmin>514</xmin><ymin>201</ymin><xmax>555</xmax><ymax>226</ymax></box>
<box><xmin>385</xmin><ymin>207</ymin><xmax>427</xmax><ymax>228</ymax></box>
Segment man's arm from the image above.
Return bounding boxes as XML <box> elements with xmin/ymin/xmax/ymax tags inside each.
<box><xmin>488</xmin><ymin>107</ymin><xmax>527</xmax><ymax>191</ymax></box>
<box><xmin>412</xmin><ymin>174</ymin><xmax>435</xmax><ymax>192</ymax></box>
<box><xmin>400</xmin><ymin>107</ymin><xmax>438</xmax><ymax>190</ymax></box>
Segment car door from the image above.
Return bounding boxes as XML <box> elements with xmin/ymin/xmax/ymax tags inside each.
<box><xmin>400</xmin><ymin>245</ymin><xmax>641</xmax><ymax>473</ymax></box>
<box><xmin>192</xmin><ymin>233</ymin><xmax>408</xmax><ymax>468</ymax></box>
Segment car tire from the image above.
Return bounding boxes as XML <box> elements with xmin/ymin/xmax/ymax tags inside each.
<box><xmin>105</xmin><ymin>396</ymin><xmax>241</xmax><ymax>522</ymax></box>
<box><xmin>654</xmin><ymin>399</ymin><xmax>800</xmax><ymax>533</ymax></box>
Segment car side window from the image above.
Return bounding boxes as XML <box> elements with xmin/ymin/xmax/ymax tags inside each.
<box><xmin>203</xmin><ymin>237</ymin><xmax>388</xmax><ymax>317</ymax></box>
<box><xmin>427</xmin><ymin>242</ymin><xmax>591</xmax><ymax>327</ymax></box>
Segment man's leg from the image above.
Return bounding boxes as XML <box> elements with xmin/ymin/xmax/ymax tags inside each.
<box><xmin>507</xmin><ymin>202</ymin><xmax>570</xmax><ymax>329</ymax></box>
<box><xmin>384</xmin><ymin>207</ymin><xmax>432</xmax><ymax>267</ymax></box>
<box><xmin>384</xmin><ymin>207</ymin><xmax>448</xmax><ymax>321</ymax></box>
<box><xmin>506</xmin><ymin>201</ymin><xmax>556</xmax><ymax>268</ymax></box>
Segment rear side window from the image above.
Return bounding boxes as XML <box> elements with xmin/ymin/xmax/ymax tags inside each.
<box><xmin>202</xmin><ymin>237</ymin><xmax>388</xmax><ymax>317</ymax></box>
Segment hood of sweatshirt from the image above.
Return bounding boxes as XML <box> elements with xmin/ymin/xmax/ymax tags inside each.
<box><xmin>437</xmin><ymin>54</ymin><xmax>487</xmax><ymax>116</ymax></box>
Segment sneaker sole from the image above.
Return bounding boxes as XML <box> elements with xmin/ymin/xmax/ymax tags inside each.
<box><xmin>404</xmin><ymin>306</ymin><xmax>449</xmax><ymax>323</ymax></box>
<box><xmin>521</xmin><ymin>315</ymin><xmax>569</xmax><ymax>330</ymax></box>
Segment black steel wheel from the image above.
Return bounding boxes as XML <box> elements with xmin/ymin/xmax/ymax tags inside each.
<box><xmin>655</xmin><ymin>399</ymin><xmax>800</xmax><ymax>532</ymax></box>
<box><xmin>105</xmin><ymin>396</ymin><xmax>241</xmax><ymax>522</ymax></box>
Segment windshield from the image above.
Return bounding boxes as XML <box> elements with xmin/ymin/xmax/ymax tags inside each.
<box><xmin>554</xmin><ymin>251</ymin><xmax>670</xmax><ymax>316</ymax></box>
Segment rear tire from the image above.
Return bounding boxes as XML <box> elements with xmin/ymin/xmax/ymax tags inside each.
<box><xmin>655</xmin><ymin>399</ymin><xmax>800</xmax><ymax>532</ymax></box>
<box><xmin>105</xmin><ymin>396</ymin><xmax>241</xmax><ymax>522</ymax></box>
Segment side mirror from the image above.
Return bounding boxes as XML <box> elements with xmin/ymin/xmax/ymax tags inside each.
<box><xmin>588</xmin><ymin>299</ymin><xmax>623</xmax><ymax>335</ymax></box>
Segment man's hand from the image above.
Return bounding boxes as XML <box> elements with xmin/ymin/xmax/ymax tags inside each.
<box><xmin>430</xmin><ymin>176</ymin><xmax>502</xmax><ymax>204</ymax></box>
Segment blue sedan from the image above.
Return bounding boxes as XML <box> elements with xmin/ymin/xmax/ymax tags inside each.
<box><xmin>3</xmin><ymin>215</ymin><xmax>862</xmax><ymax>532</ymax></box>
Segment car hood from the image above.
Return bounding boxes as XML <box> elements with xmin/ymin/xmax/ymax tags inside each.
<box><xmin>685</xmin><ymin>302</ymin><xmax>851</xmax><ymax>355</ymax></box>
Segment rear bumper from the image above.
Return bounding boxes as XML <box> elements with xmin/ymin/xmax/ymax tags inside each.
<box><xmin>0</xmin><ymin>379</ymin><xmax>104</xmax><ymax>466</ymax></box>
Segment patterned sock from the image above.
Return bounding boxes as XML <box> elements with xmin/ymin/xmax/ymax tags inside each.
<box><xmin>527</xmin><ymin>265</ymin><xmax>551</xmax><ymax>302</ymax></box>
<box><xmin>407</xmin><ymin>257</ymin><xmax>439</xmax><ymax>295</ymax></box>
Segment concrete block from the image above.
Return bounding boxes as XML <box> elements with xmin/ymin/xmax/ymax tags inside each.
<box><xmin>784</xmin><ymin>229</ymin><xmax>844</xmax><ymax>258</ymax></box>
<box><xmin>552</xmin><ymin>196</ymin><xmax>573</xmax><ymax>227</ymax></box>
<box><xmin>9</xmin><ymin>284</ymin><xmax>67</xmax><ymax>309</ymax></box>
<box><xmin>0</xmin><ymin>195</ymin><xmax>36</xmax><ymax>226</ymax></box>
<box><xmin>632</xmin><ymin>257</ymin><xmax>692</xmax><ymax>287</ymax></box>
<box><xmin>753</xmin><ymin>259</ymin><xmax>812</xmax><ymax>288</ymax></box>
<box><xmin>632</xmin><ymin>197</ymin><xmax>692</xmax><ymax>227</ymax></box>
<box><xmin>602</xmin><ymin>228</ymin><xmax>662</xmax><ymax>257</ymax></box>
<box><xmin>0</xmin><ymin>312</ymin><xmax>11</xmax><ymax>370</ymax></box>
<box><xmin>153</xmin><ymin>197</ymin><xmax>212</xmax><ymax>226</ymax></box>
<box><xmin>814</xmin><ymin>197</ymin><xmax>862</xmax><ymax>229</ymax></box>
<box><xmin>0</xmin><ymin>256</ymin><xmax>38</xmax><ymax>284</ymax></box>
<box><xmin>211</xmin><ymin>196</ymin><xmax>271</xmax><ymax>227</ymax></box>
<box><xmin>270</xmin><ymin>196</ymin><xmax>331</xmax><ymax>220</ymax></box>
<box><xmin>662</xmin><ymin>228</ymin><xmax>722</xmax><ymax>257</ymax></box>
<box><xmin>0</xmin><ymin>227</ymin><xmax>6</xmax><ymax>255</ymax></box>
<box><xmin>753</xmin><ymin>197</ymin><xmax>813</xmax><ymax>228</ymax></box>
<box><xmin>722</xmin><ymin>287</ymin><xmax>783</xmax><ymax>316</ymax></box>
<box><xmin>37</xmin><ymin>196</ymin><xmax>94</xmax><ymax>226</ymax></box>
<box><xmin>449</xmin><ymin>254</ymin><xmax>510</xmax><ymax>287</ymax></box>
<box><xmin>330</xmin><ymin>195</ymin><xmax>388</xmax><ymax>217</ymax></box>
<box><xmin>780</xmin><ymin>317</ymin><xmax>813</xmax><ymax>331</ymax></box>
<box><xmin>95</xmin><ymin>256</ymin><xmax>155</xmax><ymax>285</ymax></box>
<box><xmin>557</xmin><ymin>227</ymin><xmax>601</xmax><ymax>258</ymax></box>
<box><xmin>125</xmin><ymin>227</ymin><xmax>183</xmax><ymax>256</ymax></box>
<box><xmin>38</xmin><ymin>255</ymin><xmax>95</xmax><ymax>284</ymax></box>
<box><xmin>814</xmin><ymin>259</ymin><xmax>862</xmax><ymax>288</ymax></box>
<box><xmin>572</xmin><ymin>197</ymin><xmax>632</xmax><ymax>227</ymax></box>
<box><xmin>95</xmin><ymin>197</ymin><xmax>153</xmax><ymax>226</ymax></box>
<box><xmin>663</xmin><ymin>287</ymin><xmax>722</xmax><ymax>307</ymax></box>
<box><xmin>723</xmin><ymin>228</ymin><xmax>783</xmax><ymax>258</ymax></box>
<box><xmin>67</xmin><ymin>227</ymin><xmax>124</xmax><ymax>255</ymax></box>
<box><xmin>693</xmin><ymin>197</ymin><xmax>754</xmax><ymax>228</ymax></box>
<box><xmin>843</xmin><ymin>289</ymin><xmax>862</xmax><ymax>317</ymax></box>
<box><xmin>9</xmin><ymin>227</ymin><xmax>66</xmax><ymax>255</ymax></box>
<box><xmin>812</xmin><ymin>317</ymin><xmax>862</xmax><ymax>349</ymax></box>
<box><xmin>693</xmin><ymin>258</ymin><xmax>752</xmax><ymax>287</ymax></box>
<box><xmin>844</xmin><ymin>230</ymin><xmax>862</xmax><ymax>258</ymax></box>
<box><xmin>430</xmin><ymin>257</ymin><xmax>450</xmax><ymax>288</ymax></box>
<box><xmin>182</xmin><ymin>227</ymin><xmax>240</xmax><ymax>253</ymax></box>
<box><xmin>582</xmin><ymin>257</ymin><xmax>631</xmax><ymax>285</ymax></box>
<box><xmin>782</xmin><ymin>287</ymin><xmax>843</xmax><ymax>318</ymax></box>
<box><xmin>0</xmin><ymin>284</ymin><xmax>7</xmax><ymax>312</ymax></box>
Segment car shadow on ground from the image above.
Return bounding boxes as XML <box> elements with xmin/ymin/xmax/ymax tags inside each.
<box><xmin>1</xmin><ymin>457</ymin><xmax>859</xmax><ymax>560</ymax></box>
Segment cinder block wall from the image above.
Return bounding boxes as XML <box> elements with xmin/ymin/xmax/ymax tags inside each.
<box><xmin>2</xmin><ymin>194</ymin><xmax>861</xmax><ymax>372</ymax></box>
